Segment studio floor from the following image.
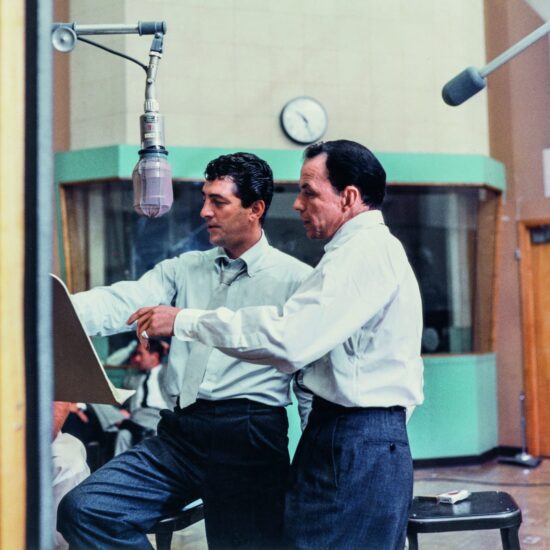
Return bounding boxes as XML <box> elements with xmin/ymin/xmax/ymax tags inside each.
<box><xmin>157</xmin><ymin>458</ymin><xmax>550</xmax><ymax>549</ymax></box>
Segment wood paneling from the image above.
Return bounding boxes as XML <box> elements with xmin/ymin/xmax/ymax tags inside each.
<box><xmin>473</xmin><ymin>191</ymin><xmax>501</xmax><ymax>352</ymax></box>
<box><xmin>531</xmin><ymin>238</ymin><xmax>550</xmax><ymax>454</ymax></box>
<box><xmin>531</xmin><ymin>239</ymin><xmax>550</xmax><ymax>454</ymax></box>
<box><xmin>519</xmin><ymin>220</ymin><xmax>550</xmax><ymax>457</ymax></box>
<box><xmin>0</xmin><ymin>0</ymin><xmax>26</xmax><ymax>548</ymax></box>
<box><xmin>485</xmin><ymin>0</ymin><xmax>550</xmax><ymax>448</ymax></box>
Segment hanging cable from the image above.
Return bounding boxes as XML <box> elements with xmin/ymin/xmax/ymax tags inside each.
<box><xmin>77</xmin><ymin>36</ymin><xmax>147</xmax><ymax>72</ymax></box>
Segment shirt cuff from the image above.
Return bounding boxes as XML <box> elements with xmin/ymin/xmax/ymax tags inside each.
<box><xmin>174</xmin><ymin>308</ymin><xmax>207</xmax><ymax>341</ymax></box>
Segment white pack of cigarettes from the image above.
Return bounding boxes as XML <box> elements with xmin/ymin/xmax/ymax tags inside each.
<box><xmin>436</xmin><ymin>490</ymin><xmax>471</xmax><ymax>504</ymax></box>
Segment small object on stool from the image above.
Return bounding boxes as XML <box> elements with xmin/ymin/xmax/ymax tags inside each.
<box><xmin>436</xmin><ymin>489</ymin><xmax>471</xmax><ymax>504</ymax></box>
<box><xmin>407</xmin><ymin>491</ymin><xmax>522</xmax><ymax>550</ymax></box>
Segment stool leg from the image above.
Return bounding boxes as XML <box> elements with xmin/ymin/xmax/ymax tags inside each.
<box><xmin>500</xmin><ymin>527</ymin><xmax>521</xmax><ymax>550</ymax></box>
<box><xmin>407</xmin><ymin>532</ymin><xmax>419</xmax><ymax>550</ymax></box>
<box><xmin>155</xmin><ymin>531</ymin><xmax>173</xmax><ymax>550</ymax></box>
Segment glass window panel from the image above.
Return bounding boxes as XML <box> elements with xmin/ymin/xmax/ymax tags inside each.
<box><xmin>384</xmin><ymin>186</ymin><xmax>480</xmax><ymax>354</ymax></box>
<box><xmin>61</xmin><ymin>180</ymin><xmax>499</xmax><ymax>356</ymax></box>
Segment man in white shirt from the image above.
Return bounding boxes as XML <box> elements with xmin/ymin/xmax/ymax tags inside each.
<box><xmin>133</xmin><ymin>140</ymin><xmax>424</xmax><ymax>550</ymax></box>
<box><xmin>52</xmin><ymin>402</ymin><xmax>90</xmax><ymax>550</ymax></box>
<box><xmin>58</xmin><ymin>153</ymin><xmax>313</xmax><ymax>550</ymax></box>
<box><xmin>114</xmin><ymin>340</ymin><xmax>170</xmax><ymax>455</ymax></box>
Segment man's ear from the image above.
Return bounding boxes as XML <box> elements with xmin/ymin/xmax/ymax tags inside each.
<box><xmin>249</xmin><ymin>200</ymin><xmax>266</xmax><ymax>222</ymax></box>
<box><xmin>341</xmin><ymin>186</ymin><xmax>360</xmax><ymax>211</ymax></box>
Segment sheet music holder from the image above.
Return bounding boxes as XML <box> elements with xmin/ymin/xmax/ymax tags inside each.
<box><xmin>51</xmin><ymin>273</ymin><xmax>134</xmax><ymax>405</ymax></box>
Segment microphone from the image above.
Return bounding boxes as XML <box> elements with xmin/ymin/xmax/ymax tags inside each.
<box><xmin>132</xmin><ymin>31</ymin><xmax>173</xmax><ymax>218</ymax></box>
<box><xmin>442</xmin><ymin>20</ymin><xmax>550</xmax><ymax>106</ymax></box>
<box><xmin>51</xmin><ymin>21</ymin><xmax>174</xmax><ymax>217</ymax></box>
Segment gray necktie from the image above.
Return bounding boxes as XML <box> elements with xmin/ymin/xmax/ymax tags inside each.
<box><xmin>178</xmin><ymin>258</ymin><xmax>247</xmax><ymax>408</ymax></box>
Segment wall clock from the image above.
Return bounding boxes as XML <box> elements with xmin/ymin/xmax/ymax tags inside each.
<box><xmin>280</xmin><ymin>96</ymin><xmax>328</xmax><ymax>145</ymax></box>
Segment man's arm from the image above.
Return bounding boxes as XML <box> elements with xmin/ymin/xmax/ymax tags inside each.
<box><xmin>131</xmin><ymin>245</ymin><xmax>400</xmax><ymax>372</ymax></box>
<box><xmin>292</xmin><ymin>375</ymin><xmax>313</xmax><ymax>430</ymax></box>
<box><xmin>72</xmin><ymin>257</ymin><xmax>179</xmax><ymax>336</ymax></box>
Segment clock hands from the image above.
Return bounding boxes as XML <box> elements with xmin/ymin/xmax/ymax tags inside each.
<box><xmin>297</xmin><ymin>111</ymin><xmax>315</xmax><ymax>139</ymax></box>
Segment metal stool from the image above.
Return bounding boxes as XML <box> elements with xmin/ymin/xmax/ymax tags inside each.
<box><xmin>149</xmin><ymin>499</ymin><xmax>204</xmax><ymax>550</ymax></box>
<box><xmin>407</xmin><ymin>491</ymin><xmax>522</xmax><ymax>550</ymax></box>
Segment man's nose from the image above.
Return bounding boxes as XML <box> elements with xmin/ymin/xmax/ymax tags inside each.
<box><xmin>293</xmin><ymin>196</ymin><xmax>303</xmax><ymax>212</ymax></box>
<box><xmin>200</xmin><ymin>202</ymin><xmax>212</xmax><ymax>218</ymax></box>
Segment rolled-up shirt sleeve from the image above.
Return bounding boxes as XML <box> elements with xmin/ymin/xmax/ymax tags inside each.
<box><xmin>174</xmin><ymin>242</ymin><xmax>401</xmax><ymax>373</ymax></box>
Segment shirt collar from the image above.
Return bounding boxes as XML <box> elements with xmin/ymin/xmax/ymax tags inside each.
<box><xmin>214</xmin><ymin>231</ymin><xmax>270</xmax><ymax>278</ymax></box>
<box><xmin>325</xmin><ymin>210</ymin><xmax>385</xmax><ymax>252</ymax></box>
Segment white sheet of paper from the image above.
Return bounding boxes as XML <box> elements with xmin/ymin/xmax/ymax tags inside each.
<box><xmin>51</xmin><ymin>273</ymin><xmax>134</xmax><ymax>405</ymax></box>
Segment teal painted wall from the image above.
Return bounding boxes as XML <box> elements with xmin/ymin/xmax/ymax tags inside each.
<box><xmin>287</xmin><ymin>354</ymin><xmax>499</xmax><ymax>461</ymax></box>
<box><xmin>286</xmin><ymin>397</ymin><xmax>302</xmax><ymax>459</ymax></box>
<box><xmin>56</xmin><ymin>145</ymin><xmax>506</xmax><ymax>191</ymax></box>
<box><xmin>407</xmin><ymin>353</ymin><xmax>498</xmax><ymax>459</ymax></box>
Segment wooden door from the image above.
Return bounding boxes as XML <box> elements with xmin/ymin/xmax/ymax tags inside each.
<box><xmin>520</xmin><ymin>222</ymin><xmax>550</xmax><ymax>457</ymax></box>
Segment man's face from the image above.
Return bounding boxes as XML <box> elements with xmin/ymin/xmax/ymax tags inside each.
<box><xmin>201</xmin><ymin>177</ymin><xmax>257</xmax><ymax>257</ymax></box>
<box><xmin>293</xmin><ymin>154</ymin><xmax>345</xmax><ymax>240</ymax></box>
<box><xmin>130</xmin><ymin>344</ymin><xmax>159</xmax><ymax>371</ymax></box>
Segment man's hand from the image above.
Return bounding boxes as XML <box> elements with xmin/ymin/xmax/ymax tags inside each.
<box><xmin>127</xmin><ymin>305</ymin><xmax>182</xmax><ymax>348</ymax></box>
<box><xmin>67</xmin><ymin>402</ymin><xmax>89</xmax><ymax>424</ymax></box>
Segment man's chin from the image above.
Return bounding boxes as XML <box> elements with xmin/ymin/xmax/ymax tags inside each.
<box><xmin>303</xmin><ymin>225</ymin><xmax>319</xmax><ymax>240</ymax></box>
<box><xmin>207</xmin><ymin>231</ymin><xmax>222</xmax><ymax>246</ymax></box>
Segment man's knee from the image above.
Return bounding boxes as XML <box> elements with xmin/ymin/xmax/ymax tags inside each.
<box><xmin>57</xmin><ymin>485</ymin><xmax>84</xmax><ymax>534</ymax></box>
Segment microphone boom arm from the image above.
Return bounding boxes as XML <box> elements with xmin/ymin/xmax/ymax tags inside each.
<box><xmin>442</xmin><ymin>20</ymin><xmax>550</xmax><ymax>106</ymax></box>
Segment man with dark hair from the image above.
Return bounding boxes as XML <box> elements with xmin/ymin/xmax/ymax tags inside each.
<box><xmin>204</xmin><ymin>151</ymin><xmax>273</xmax><ymax>224</ymax></box>
<box><xmin>58</xmin><ymin>152</ymin><xmax>313</xmax><ymax>549</ymax></box>
<box><xmin>136</xmin><ymin>140</ymin><xmax>424</xmax><ymax>549</ymax></box>
<box><xmin>114</xmin><ymin>340</ymin><xmax>170</xmax><ymax>455</ymax></box>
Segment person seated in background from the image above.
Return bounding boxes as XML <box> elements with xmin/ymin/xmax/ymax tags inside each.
<box><xmin>52</xmin><ymin>401</ymin><xmax>90</xmax><ymax>550</ymax></box>
<box><xmin>61</xmin><ymin>339</ymin><xmax>170</xmax><ymax>459</ymax></box>
<box><xmin>114</xmin><ymin>339</ymin><xmax>170</xmax><ymax>455</ymax></box>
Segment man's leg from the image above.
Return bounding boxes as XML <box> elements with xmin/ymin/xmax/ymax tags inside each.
<box><xmin>199</xmin><ymin>400</ymin><xmax>290</xmax><ymax>549</ymax></box>
<box><xmin>58</xmin><ymin>409</ymin><xmax>203</xmax><ymax>550</ymax></box>
<box><xmin>284</xmin><ymin>403</ymin><xmax>413</xmax><ymax>550</ymax></box>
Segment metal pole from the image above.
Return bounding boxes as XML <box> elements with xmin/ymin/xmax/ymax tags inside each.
<box><xmin>26</xmin><ymin>0</ymin><xmax>54</xmax><ymax>548</ymax></box>
<box><xmin>480</xmin><ymin>20</ymin><xmax>550</xmax><ymax>77</ymax></box>
<box><xmin>51</xmin><ymin>21</ymin><xmax>167</xmax><ymax>36</ymax></box>
<box><xmin>73</xmin><ymin>23</ymin><xmax>141</xmax><ymax>35</ymax></box>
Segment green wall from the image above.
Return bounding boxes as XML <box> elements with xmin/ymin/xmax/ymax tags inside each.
<box><xmin>56</xmin><ymin>145</ymin><xmax>506</xmax><ymax>191</ymax></box>
<box><xmin>286</xmin><ymin>354</ymin><xmax>499</xmax><ymax>461</ymax></box>
<box><xmin>407</xmin><ymin>353</ymin><xmax>498</xmax><ymax>459</ymax></box>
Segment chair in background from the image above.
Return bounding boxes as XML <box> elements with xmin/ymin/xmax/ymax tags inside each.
<box><xmin>148</xmin><ymin>499</ymin><xmax>204</xmax><ymax>550</ymax></box>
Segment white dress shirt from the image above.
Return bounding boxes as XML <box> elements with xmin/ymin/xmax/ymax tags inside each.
<box><xmin>72</xmin><ymin>233</ymin><xmax>312</xmax><ymax>408</ymax></box>
<box><xmin>131</xmin><ymin>365</ymin><xmax>168</xmax><ymax>411</ymax></box>
<box><xmin>53</xmin><ymin>433</ymin><xmax>90</xmax><ymax>549</ymax></box>
<box><xmin>175</xmin><ymin>210</ymin><xmax>424</xmax><ymax>409</ymax></box>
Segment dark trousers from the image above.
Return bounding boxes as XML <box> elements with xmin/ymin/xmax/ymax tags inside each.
<box><xmin>284</xmin><ymin>397</ymin><xmax>413</xmax><ymax>550</ymax></box>
<box><xmin>58</xmin><ymin>399</ymin><xmax>289</xmax><ymax>550</ymax></box>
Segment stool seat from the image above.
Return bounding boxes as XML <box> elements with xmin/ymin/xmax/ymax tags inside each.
<box><xmin>149</xmin><ymin>499</ymin><xmax>204</xmax><ymax>550</ymax></box>
<box><xmin>407</xmin><ymin>491</ymin><xmax>522</xmax><ymax>550</ymax></box>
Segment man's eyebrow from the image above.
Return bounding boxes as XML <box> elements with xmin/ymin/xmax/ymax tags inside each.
<box><xmin>202</xmin><ymin>192</ymin><xmax>230</xmax><ymax>200</ymax></box>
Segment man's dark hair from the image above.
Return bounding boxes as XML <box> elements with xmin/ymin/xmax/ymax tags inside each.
<box><xmin>204</xmin><ymin>152</ymin><xmax>274</xmax><ymax>225</ymax></box>
<box><xmin>303</xmin><ymin>140</ymin><xmax>386</xmax><ymax>208</ymax></box>
<box><xmin>146</xmin><ymin>340</ymin><xmax>166</xmax><ymax>359</ymax></box>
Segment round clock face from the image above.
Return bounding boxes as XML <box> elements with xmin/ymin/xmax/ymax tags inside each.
<box><xmin>280</xmin><ymin>96</ymin><xmax>328</xmax><ymax>145</ymax></box>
